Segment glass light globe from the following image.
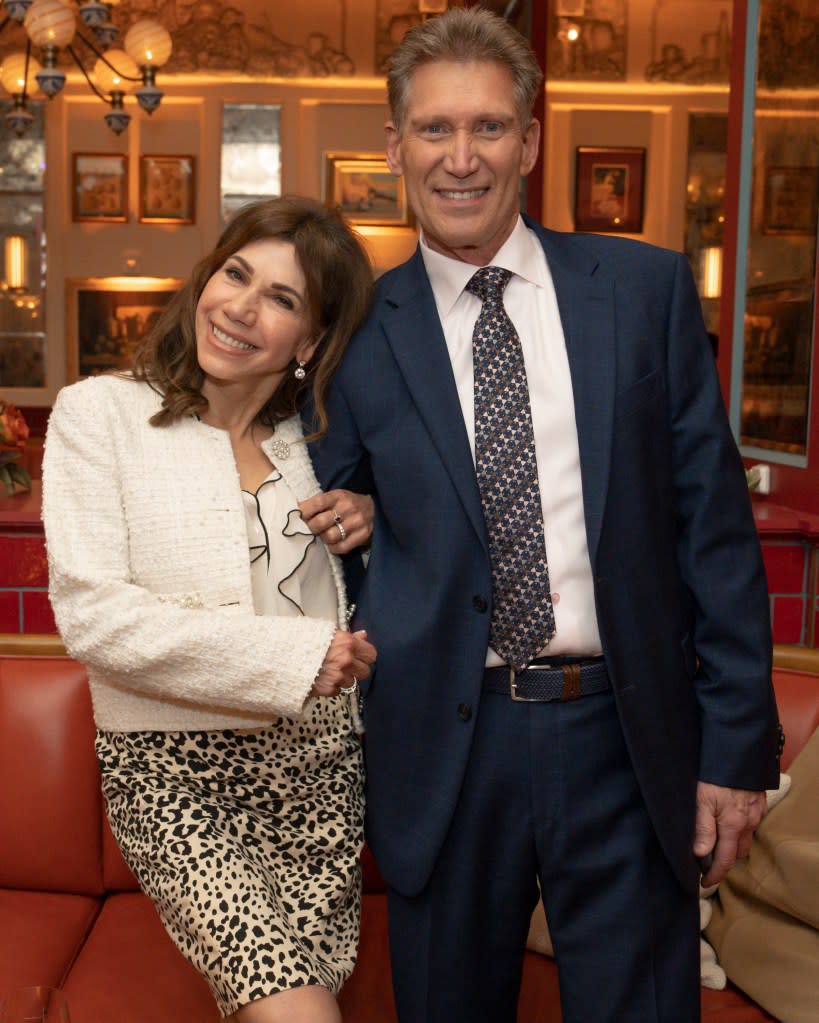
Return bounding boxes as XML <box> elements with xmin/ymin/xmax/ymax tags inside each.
<box><xmin>124</xmin><ymin>19</ymin><xmax>172</xmax><ymax>68</ymax></box>
<box><xmin>0</xmin><ymin>51</ymin><xmax>43</xmax><ymax>95</ymax></box>
<box><xmin>93</xmin><ymin>48</ymin><xmax>138</xmax><ymax>94</ymax></box>
<box><xmin>24</xmin><ymin>0</ymin><xmax>76</xmax><ymax>48</ymax></box>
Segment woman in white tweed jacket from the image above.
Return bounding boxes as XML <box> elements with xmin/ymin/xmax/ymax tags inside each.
<box><xmin>42</xmin><ymin>196</ymin><xmax>376</xmax><ymax>1023</ymax></box>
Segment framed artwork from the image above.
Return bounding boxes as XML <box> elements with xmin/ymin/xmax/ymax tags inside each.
<box><xmin>574</xmin><ymin>146</ymin><xmax>646</xmax><ymax>233</ymax></box>
<box><xmin>763</xmin><ymin>166</ymin><xmax>819</xmax><ymax>235</ymax></box>
<box><xmin>324</xmin><ymin>151</ymin><xmax>412</xmax><ymax>227</ymax></box>
<box><xmin>66</xmin><ymin>277</ymin><xmax>182</xmax><ymax>382</ymax></box>
<box><xmin>72</xmin><ymin>153</ymin><xmax>128</xmax><ymax>223</ymax></box>
<box><xmin>139</xmin><ymin>155</ymin><xmax>196</xmax><ymax>224</ymax></box>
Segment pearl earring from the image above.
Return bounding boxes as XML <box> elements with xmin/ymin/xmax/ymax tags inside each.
<box><xmin>294</xmin><ymin>360</ymin><xmax>307</xmax><ymax>380</ymax></box>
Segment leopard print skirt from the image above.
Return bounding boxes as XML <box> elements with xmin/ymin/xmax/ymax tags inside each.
<box><xmin>95</xmin><ymin>698</ymin><xmax>364</xmax><ymax>1018</ymax></box>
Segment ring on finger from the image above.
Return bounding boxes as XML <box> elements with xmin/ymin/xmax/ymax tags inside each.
<box><xmin>339</xmin><ymin>676</ymin><xmax>358</xmax><ymax>695</ymax></box>
<box><xmin>335</xmin><ymin>521</ymin><xmax>347</xmax><ymax>541</ymax></box>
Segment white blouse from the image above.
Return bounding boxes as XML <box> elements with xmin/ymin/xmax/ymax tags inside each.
<box><xmin>243</xmin><ymin>469</ymin><xmax>338</xmax><ymax>623</ymax></box>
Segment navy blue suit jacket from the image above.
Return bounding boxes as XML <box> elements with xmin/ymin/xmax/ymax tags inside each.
<box><xmin>309</xmin><ymin>216</ymin><xmax>780</xmax><ymax>898</ymax></box>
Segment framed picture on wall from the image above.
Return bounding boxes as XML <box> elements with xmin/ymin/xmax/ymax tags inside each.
<box><xmin>72</xmin><ymin>153</ymin><xmax>128</xmax><ymax>223</ymax></box>
<box><xmin>139</xmin><ymin>155</ymin><xmax>196</xmax><ymax>224</ymax></box>
<box><xmin>324</xmin><ymin>151</ymin><xmax>412</xmax><ymax>227</ymax></box>
<box><xmin>574</xmin><ymin>146</ymin><xmax>646</xmax><ymax>233</ymax></box>
<box><xmin>763</xmin><ymin>166</ymin><xmax>819</xmax><ymax>235</ymax></box>
<box><xmin>66</xmin><ymin>277</ymin><xmax>182</xmax><ymax>382</ymax></box>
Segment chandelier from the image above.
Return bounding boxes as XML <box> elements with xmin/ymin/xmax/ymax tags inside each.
<box><xmin>0</xmin><ymin>0</ymin><xmax>172</xmax><ymax>136</ymax></box>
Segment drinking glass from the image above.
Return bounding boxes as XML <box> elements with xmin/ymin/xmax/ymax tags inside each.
<box><xmin>0</xmin><ymin>987</ymin><xmax>71</xmax><ymax>1022</ymax></box>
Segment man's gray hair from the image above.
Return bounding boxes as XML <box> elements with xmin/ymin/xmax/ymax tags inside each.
<box><xmin>387</xmin><ymin>7</ymin><xmax>543</xmax><ymax>134</ymax></box>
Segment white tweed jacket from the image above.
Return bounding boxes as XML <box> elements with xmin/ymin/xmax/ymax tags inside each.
<box><xmin>42</xmin><ymin>374</ymin><xmax>350</xmax><ymax>732</ymax></box>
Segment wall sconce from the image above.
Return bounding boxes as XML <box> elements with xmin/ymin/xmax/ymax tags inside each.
<box><xmin>0</xmin><ymin>0</ymin><xmax>173</xmax><ymax>136</ymax></box>
<box><xmin>4</xmin><ymin>234</ymin><xmax>28</xmax><ymax>291</ymax></box>
<box><xmin>700</xmin><ymin>245</ymin><xmax>723</xmax><ymax>299</ymax></box>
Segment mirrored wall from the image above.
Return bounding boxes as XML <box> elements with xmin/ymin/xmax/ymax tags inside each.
<box><xmin>731</xmin><ymin>0</ymin><xmax>818</xmax><ymax>462</ymax></box>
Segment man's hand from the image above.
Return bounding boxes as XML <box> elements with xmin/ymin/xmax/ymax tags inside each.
<box><xmin>300</xmin><ymin>489</ymin><xmax>374</xmax><ymax>555</ymax></box>
<box><xmin>694</xmin><ymin>781</ymin><xmax>767</xmax><ymax>886</ymax></box>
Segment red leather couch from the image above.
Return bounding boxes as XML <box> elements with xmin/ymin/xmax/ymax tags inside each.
<box><xmin>1</xmin><ymin>639</ymin><xmax>817</xmax><ymax>1023</ymax></box>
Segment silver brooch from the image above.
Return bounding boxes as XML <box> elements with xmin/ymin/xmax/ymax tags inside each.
<box><xmin>271</xmin><ymin>438</ymin><xmax>290</xmax><ymax>460</ymax></box>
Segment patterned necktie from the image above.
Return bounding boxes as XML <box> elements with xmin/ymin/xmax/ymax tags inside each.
<box><xmin>467</xmin><ymin>266</ymin><xmax>555</xmax><ymax>670</ymax></box>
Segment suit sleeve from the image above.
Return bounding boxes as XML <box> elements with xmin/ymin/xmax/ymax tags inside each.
<box><xmin>665</xmin><ymin>253</ymin><xmax>779</xmax><ymax>789</ymax></box>
<box><xmin>307</xmin><ymin>367</ymin><xmax>375</xmax><ymax>496</ymax></box>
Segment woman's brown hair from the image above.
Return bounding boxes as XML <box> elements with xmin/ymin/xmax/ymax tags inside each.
<box><xmin>131</xmin><ymin>194</ymin><xmax>373</xmax><ymax>438</ymax></box>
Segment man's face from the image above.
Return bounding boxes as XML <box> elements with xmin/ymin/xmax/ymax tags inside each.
<box><xmin>386</xmin><ymin>59</ymin><xmax>540</xmax><ymax>267</ymax></box>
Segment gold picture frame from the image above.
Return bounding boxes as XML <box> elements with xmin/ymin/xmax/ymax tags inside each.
<box><xmin>72</xmin><ymin>153</ymin><xmax>128</xmax><ymax>223</ymax></box>
<box><xmin>574</xmin><ymin>146</ymin><xmax>646</xmax><ymax>233</ymax></box>
<box><xmin>324</xmin><ymin>151</ymin><xmax>412</xmax><ymax>227</ymax></box>
<box><xmin>139</xmin><ymin>155</ymin><xmax>196</xmax><ymax>224</ymax></box>
<box><xmin>66</xmin><ymin>276</ymin><xmax>182</xmax><ymax>382</ymax></box>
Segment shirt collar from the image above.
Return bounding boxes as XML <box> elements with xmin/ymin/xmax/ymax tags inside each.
<box><xmin>419</xmin><ymin>217</ymin><xmax>546</xmax><ymax>319</ymax></box>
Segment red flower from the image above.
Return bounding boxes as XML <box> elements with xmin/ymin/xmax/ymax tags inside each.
<box><xmin>0</xmin><ymin>399</ymin><xmax>29</xmax><ymax>448</ymax></box>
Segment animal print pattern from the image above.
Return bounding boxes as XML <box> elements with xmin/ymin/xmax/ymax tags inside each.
<box><xmin>95</xmin><ymin>698</ymin><xmax>364</xmax><ymax>1017</ymax></box>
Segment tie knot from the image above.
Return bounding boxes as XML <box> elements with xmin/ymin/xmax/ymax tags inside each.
<box><xmin>465</xmin><ymin>266</ymin><xmax>512</xmax><ymax>303</ymax></box>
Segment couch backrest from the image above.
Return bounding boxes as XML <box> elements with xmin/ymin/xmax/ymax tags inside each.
<box><xmin>0</xmin><ymin>656</ymin><xmax>104</xmax><ymax>895</ymax></box>
<box><xmin>1</xmin><ymin>652</ymin><xmax>816</xmax><ymax>898</ymax></box>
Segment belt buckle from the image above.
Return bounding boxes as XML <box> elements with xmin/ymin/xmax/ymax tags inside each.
<box><xmin>509</xmin><ymin>662</ymin><xmax>583</xmax><ymax>702</ymax></box>
<box><xmin>509</xmin><ymin>663</ymin><xmax>549</xmax><ymax>703</ymax></box>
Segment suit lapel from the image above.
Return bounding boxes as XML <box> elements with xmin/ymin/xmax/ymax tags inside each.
<box><xmin>534</xmin><ymin>224</ymin><xmax>615</xmax><ymax>567</ymax></box>
<box><xmin>380</xmin><ymin>253</ymin><xmax>489</xmax><ymax>551</ymax></box>
<box><xmin>378</xmin><ymin>231</ymin><xmax>617</xmax><ymax>565</ymax></box>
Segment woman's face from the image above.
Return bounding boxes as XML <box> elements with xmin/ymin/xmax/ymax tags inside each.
<box><xmin>195</xmin><ymin>238</ymin><xmax>317</xmax><ymax>395</ymax></box>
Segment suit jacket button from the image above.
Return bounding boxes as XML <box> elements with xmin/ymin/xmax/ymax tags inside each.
<box><xmin>472</xmin><ymin>595</ymin><xmax>488</xmax><ymax>613</ymax></box>
<box><xmin>458</xmin><ymin>703</ymin><xmax>472</xmax><ymax>721</ymax></box>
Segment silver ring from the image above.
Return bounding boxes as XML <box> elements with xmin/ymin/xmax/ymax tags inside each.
<box><xmin>335</xmin><ymin>521</ymin><xmax>347</xmax><ymax>541</ymax></box>
<box><xmin>339</xmin><ymin>677</ymin><xmax>358</xmax><ymax>695</ymax></box>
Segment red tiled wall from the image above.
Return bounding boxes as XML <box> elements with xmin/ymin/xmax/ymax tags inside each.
<box><xmin>0</xmin><ymin>533</ymin><xmax>56</xmax><ymax>634</ymax></box>
<box><xmin>760</xmin><ymin>542</ymin><xmax>814</xmax><ymax>647</ymax></box>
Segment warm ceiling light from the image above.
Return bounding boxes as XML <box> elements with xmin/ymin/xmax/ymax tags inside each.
<box><xmin>93</xmin><ymin>47</ymin><xmax>138</xmax><ymax>93</ymax></box>
<box><xmin>0</xmin><ymin>48</ymin><xmax>41</xmax><ymax>93</ymax></box>
<box><xmin>123</xmin><ymin>18</ymin><xmax>171</xmax><ymax>113</ymax></box>
<box><xmin>93</xmin><ymin>46</ymin><xmax>139</xmax><ymax>133</ymax></box>
<box><xmin>700</xmin><ymin>246</ymin><xmax>723</xmax><ymax>299</ymax></box>
<box><xmin>0</xmin><ymin>1</ymin><xmax>173</xmax><ymax>134</ymax></box>
<box><xmin>4</xmin><ymin>234</ymin><xmax>28</xmax><ymax>291</ymax></box>
<box><xmin>123</xmin><ymin>19</ymin><xmax>172</xmax><ymax>68</ymax></box>
<box><xmin>24</xmin><ymin>0</ymin><xmax>75</xmax><ymax>48</ymax></box>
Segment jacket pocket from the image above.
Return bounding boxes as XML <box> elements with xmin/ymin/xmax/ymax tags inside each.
<box><xmin>615</xmin><ymin>369</ymin><xmax>664</xmax><ymax>421</ymax></box>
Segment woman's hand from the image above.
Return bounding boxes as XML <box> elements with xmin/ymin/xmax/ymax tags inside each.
<box><xmin>310</xmin><ymin>629</ymin><xmax>376</xmax><ymax>698</ymax></box>
<box><xmin>299</xmin><ymin>490</ymin><xmax>374</xmax><ymax>554</ymax></box>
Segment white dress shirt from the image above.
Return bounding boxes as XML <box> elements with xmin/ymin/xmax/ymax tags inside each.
<box><xmin>420</xmin><ymin>218</ymin><xmax>603</xmax><ymax>664</ymax></box>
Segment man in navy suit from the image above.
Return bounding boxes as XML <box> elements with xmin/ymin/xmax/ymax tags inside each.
<box><xmin>304</xmin><ymin>8</ymin><xmax>780</xmax><ymax>1022</ymax></box>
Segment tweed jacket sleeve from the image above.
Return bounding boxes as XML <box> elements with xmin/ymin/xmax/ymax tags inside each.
<box><xmin>43</xmin><ymin>376</ymin><xmax>339</xmax><ymax>726</ymax></box>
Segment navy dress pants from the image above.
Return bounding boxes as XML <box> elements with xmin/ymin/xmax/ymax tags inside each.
<box><xmin>386</xmin><ymin>687</ymin><xmax>701</xmax><ymax>1023</ymax></box>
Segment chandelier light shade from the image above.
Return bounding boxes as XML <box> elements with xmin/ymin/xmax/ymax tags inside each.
<box><xmin>0</xmin><ymin>48</ymin><xmax>41</xmax><ymax>133</ymax></box>
<box><xmin>93</xmin><ymin>46</ymin><xmax>136</xmax><ymax>93</ymax></box>
<box><xmin>123</xmin><ymin>19</ymin><xmax>171</xmax><ymax>68</ymax></box>
<box><xmin>123</xmin><ymin>18</ymin><xmax>171</xmax><ymax>113</ymax></box>
<box><xmin>93</xmin><ymin>45</ymin><xmax>137</xmax><ymax>133</ymax></box>
<box><xmin>0</xmin><ymin>48</ymin><xmax>40</xmax><ymax>93</ymax></box>
<box><xmin>24</xmin><ymin>0</ymin><xmax>75</xmax><ymax>47</ymax></box>
<box><xmin>0</xmin><ymin>0</ymin><xmax>173</xmax><ymax>135</ymax></box>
